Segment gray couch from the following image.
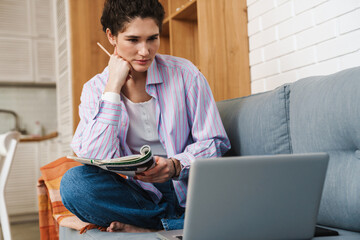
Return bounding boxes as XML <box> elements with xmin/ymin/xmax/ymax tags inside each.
<box><xmin>60</xmin><ymin>66</ymin><xmax>360</xmax><ymax>239</ymax></box>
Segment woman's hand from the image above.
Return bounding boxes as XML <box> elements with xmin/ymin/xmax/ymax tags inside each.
<box><xmin>134</xmin><ymin>156</ymin><xmax>177</xmax><ymax>183</ymax></box>
<box><xmin>104</xmin><ymin>47</ymin><xmax>131</xmax><ymax>93</ymax></box>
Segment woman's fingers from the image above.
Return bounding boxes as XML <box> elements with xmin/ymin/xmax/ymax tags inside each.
<box><xmin>105</xmin><ymin>54</ymin><xmax>131</xmax><ymax>92</ymax></box>
<box><xmin>134</xmin><ymin>157</ymin><xmax>174</xmax><ymax>183</ymax></box>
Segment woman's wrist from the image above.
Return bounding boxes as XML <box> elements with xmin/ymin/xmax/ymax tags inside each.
<box><xmin>104</xmin><ymin>81</ymin><xmax>123</xmax><ymax>94</ymax></box>
<box><xmin>170</xmin><ymin>158</ymin><xmax>181</xmax><ymax>178</ymax></box>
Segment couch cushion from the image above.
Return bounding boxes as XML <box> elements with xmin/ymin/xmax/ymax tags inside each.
<box><xmin>60</xmin><ymin>226</ymin><xmax>161</xmax><ymax>239</ymax></box>
<box><xmin>312</xmin><ymin>225</ymin><xmax>360</xmax><ymax>240</ymax></box>
<box><xmin>217</xmin><ymin>85</ymin><xmax>292</xmax><ymax>156</ymax></box>
<box><xmin>289</xmin><ymin>66</ymin><xmax>360</xmax><ymax>232</ymax></box>
<box><xmin>60</xmin><ymin>225</ymin><xmax>360</xmax><ymax>240</ymax></box>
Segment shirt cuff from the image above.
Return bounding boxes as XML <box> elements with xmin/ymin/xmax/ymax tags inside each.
<box><xmin>101</xmin><ymin>92</ymin><xmax>121</xmax><ymax>103</ymax></box>
<box><xmin>172</xmin><ymin>152</ymin><xmax>195</xmax><ymax>180</ymax></box>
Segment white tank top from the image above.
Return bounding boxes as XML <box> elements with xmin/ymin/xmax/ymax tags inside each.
<box><xmin>122</xmin><ymin>94</ymin><xmax>167</xmax><ymax>157</ymax></box>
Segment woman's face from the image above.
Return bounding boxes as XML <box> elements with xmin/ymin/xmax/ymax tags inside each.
<box><xmin>112</xmin><ymin>17</ymin><xmax>160</xmax><ymax>73</ymax></box>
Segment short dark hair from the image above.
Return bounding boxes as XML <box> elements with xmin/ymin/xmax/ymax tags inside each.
<box><xmin>101</xmin><ymin>0</ymin><xmax>165</xmax><ymax>35</ymax></box>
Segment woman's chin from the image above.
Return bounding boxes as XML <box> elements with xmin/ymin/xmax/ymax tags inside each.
<box><xmin>132</xmin><ymin>65</ymin><xmax>150</xmax><ymax>73</ymax></box>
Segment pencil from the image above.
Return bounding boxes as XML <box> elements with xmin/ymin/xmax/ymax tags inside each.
<box><xmin>96</xmin><ymin>42</ymin><xmax>133</xmax><ymax>79</ymax></box>
<box><xmin>97</xmin><ymin>42</ymin><xmax>111</xmax><ymax>57</ymax></box>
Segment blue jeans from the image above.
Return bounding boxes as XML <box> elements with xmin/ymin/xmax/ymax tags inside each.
<box><xmin>60</xmin><ymin>165</ymin><xmax>185</xmax><ymax>230</ymax></box>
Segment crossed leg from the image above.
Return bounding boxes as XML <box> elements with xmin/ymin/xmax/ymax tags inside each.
<box><xmin>106</xmin><ymin>221</ymin><xmax>157</xmax><ymax>232</ymax></box>
<box><xmin>60</xmin><ymin>165</ymin><xmax>166</xmax><ymax>231</ymax></box>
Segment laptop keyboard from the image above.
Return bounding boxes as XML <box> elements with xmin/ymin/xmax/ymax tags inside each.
<box><xmin>172</xmin><ymin>227</ymin><xmax>337</xmax><ymax>239</ymax></box>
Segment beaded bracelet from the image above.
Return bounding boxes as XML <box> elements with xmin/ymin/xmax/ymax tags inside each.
<box><xmin>171</xmin><ymin>158</ymin><xmax>177</xmax><ymax>178</ymax></box>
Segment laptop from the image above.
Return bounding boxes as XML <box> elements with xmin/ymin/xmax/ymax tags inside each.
<box><xmin>157</xmin><ymin>153</ymin><xmax>329</xmax><ymax>240</ymax></box>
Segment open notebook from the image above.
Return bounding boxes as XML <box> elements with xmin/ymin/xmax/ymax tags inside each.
<box><xmin>67</xmin><ymin>145</ymin><xmax>155</xmax><ymax>177</ymax></box>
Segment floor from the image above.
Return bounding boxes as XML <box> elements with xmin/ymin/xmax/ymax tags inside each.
<box><xmin>0</xmin><ymin>220</ymin><xmax>40</xmax><ymax>240</ymax></box>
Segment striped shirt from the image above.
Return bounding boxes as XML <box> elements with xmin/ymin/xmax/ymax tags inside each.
<box><xmin>71</xmin><ymin>54</ymin><xmax>231</xmax><ymax>207</ymax></box>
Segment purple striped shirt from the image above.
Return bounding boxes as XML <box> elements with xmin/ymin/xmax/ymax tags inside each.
<box><xmin>71</xmin><ymin>54</ymin><xmax>231</xmax><ymax>207</ymax></box>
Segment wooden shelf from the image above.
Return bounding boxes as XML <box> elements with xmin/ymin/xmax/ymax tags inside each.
<box><xmin>170</xmin><ymin>0</ymin><xmax>195</xmax><ymax>15</ymax></box>
<box><xmin>162</xmin><ymin>0</ymin><xmax>170</xmax><ymax>19</ymax></box>
<box><xmin>157</xmin><ymin>0</ymin><xmax>251</xmax><ymax>101</ymax></box>
<box><xmin>162</xmin><ymin>20</ymin><xmax>170</xmax><ymax>36</ymax></box>
<box><xmin>159</xmin><ymin>20</ymin><xmax>170</xmax><ymax>54</ymax></box>
<box><xmin>20</xmin><ymin>131</ymin><xmax>58</xmax><ymax>142</ymax></box>
<box><xmin>171</xmin><ymin>0</ymin><xmax>197</xmax><ymax>20</ymax></box>
<box><xmin>163</xmin><ymin>17</ymin><xmax>170</xmax><ymax>25</ymax></box>
<box><xmin>170</xmin><ymin>0</ymin><xmax>198</xmax><ymax>64</ymax></box>
<box><xmin>171</xmin><ymin>18</ymin><xmax>199</xmax><ymax>65</ymax></box>
<box><xmin>0</xmin><ymin>81</ymin><xmax>56</xmax><ymax>88</ymax></box>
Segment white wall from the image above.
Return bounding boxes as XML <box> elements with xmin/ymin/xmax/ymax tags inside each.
<box><xmin>0</xmin><ymin>0</ymin><xmax>57</xmax><ymax>136</ymax></box>
<box><xmin>247</xmin><ymin>0</ymin><xmax>360</xmax><ymax>93</ymax></box>
<box><xmin>0</xmin><ymin>87</ymin><xmax>57</xmax><ymax>135</ymax></box>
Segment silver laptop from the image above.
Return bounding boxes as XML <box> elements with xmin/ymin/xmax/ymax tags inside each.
<box><xmin>157</xmin><ymin>153</ymin><xmax>329</xmax><ymax>240</ymax></box>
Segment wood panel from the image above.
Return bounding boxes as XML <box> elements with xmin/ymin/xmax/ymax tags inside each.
<box><xmin>160</xmin><ymin>0</ymin><xmax>169</xmax><ymax>19</ymax></box>
<box><xmin>197</xmin><ymin>0</ymin><xmax>250</xmax><ymax>101</ymax></box>
<box><xmin>159</xmin><ymin>20</ymin><xmax>170</xmax><ymax>54</ymax></box>
<box><xmin>69</xmin><ymin>0</ymin><xmax>112</xmax><ymax>132</ymax></box>
<box><xmin>170</xmin><ymin>19</ymin><xmax>199</xmax><ymax>66</ymax></box>
<box><xmin>170</xmin><ymin>0</ymin><xmax>191</xmax><ymax>14</ymax></box>
<box><xmin>225</xmin><ymin>0</ymin><xmax>251</xmax><ymax>99</ymax></box>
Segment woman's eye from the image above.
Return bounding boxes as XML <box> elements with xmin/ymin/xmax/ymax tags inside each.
<box><xmin>128</xmin><ymin>39</ymin><xmax>138</xmax><ymax>43</ymax></box>
<box><xmin>148</xmin><ymin>36</ymin><xmax>158</xmax><ymax>41</ymax></box>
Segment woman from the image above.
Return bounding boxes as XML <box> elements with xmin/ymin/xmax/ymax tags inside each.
<box><xmin>60</xmin><ymin>0</ymin><xmax>230</xmax><ymax>232</ymax></box>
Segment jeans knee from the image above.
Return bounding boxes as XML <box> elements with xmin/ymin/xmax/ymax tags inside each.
<box><xmin>60</xmin><ymin>166</ymin><xmax>84</xmax><ymax>204</ymax></box>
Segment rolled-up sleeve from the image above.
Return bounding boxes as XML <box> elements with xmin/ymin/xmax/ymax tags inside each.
<box><xmin>173</xmin><ymin>72</ymin><xmax>231</xmax><ymax>180</ymax></box>
<box><xmin>71</xmin><ymin>81</ymin><xmax>122</xmax><ymax>159</ymax></box>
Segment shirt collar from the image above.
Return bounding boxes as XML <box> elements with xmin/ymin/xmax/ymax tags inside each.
<box><xmin>146</xmin><ymin>55</ymin><xmax>163</xmax><ymax>85</ymax></box>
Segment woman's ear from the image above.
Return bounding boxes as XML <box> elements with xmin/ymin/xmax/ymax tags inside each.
<box><xmin>106</xmin><ymin>28</ymin><xmax>116</xmax><ymax>46</ymax></box>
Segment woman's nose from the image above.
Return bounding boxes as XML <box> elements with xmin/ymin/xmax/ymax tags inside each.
<box><xmin>138</xmin><ymin>43</ymin><xmax>150</xmax><ymax>56</ymax></box>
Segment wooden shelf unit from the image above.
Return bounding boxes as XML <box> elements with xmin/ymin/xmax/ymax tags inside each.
<box><xmin>159</xmin><ymin>0</ymin><xmax>250</xmax><ymax>101</ymax></box>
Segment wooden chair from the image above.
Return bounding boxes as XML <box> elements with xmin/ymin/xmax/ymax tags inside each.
<box><xmin>0</xmin><ymin>132</ymin><xmax>20</xmax><ymax>240</ymax></box>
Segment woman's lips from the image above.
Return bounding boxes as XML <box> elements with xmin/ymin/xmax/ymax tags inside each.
<box><xmin>135</xmin><ymin>59</ymin><xmax>149</xmax><ymax>65</ymax></box>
